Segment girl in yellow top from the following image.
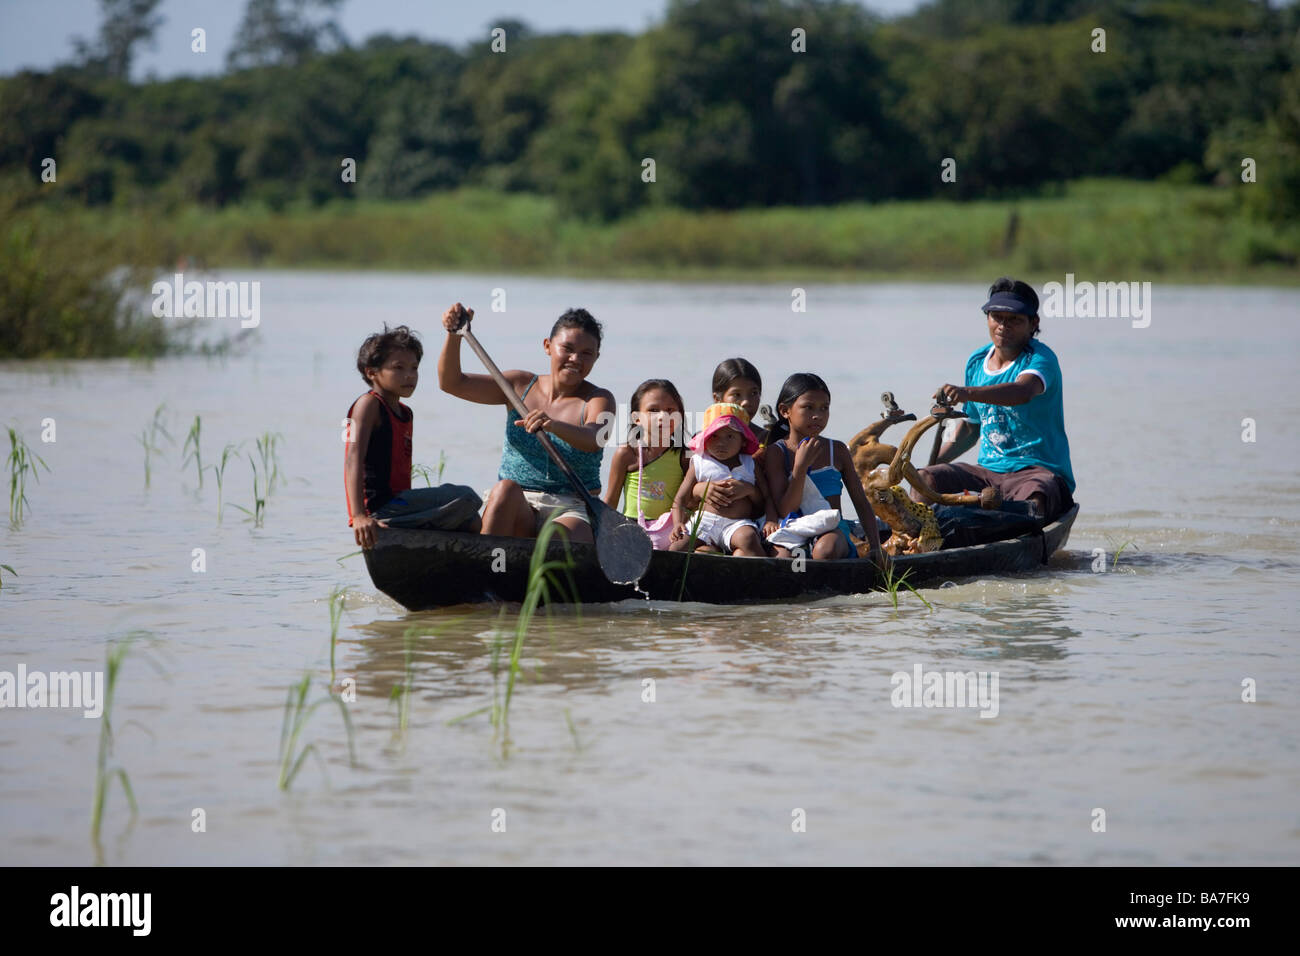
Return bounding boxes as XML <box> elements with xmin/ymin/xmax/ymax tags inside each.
<box><xmin>602</xmin><ymin>379</ymin><xmax>688</xmax><ymax>548</ymax></box>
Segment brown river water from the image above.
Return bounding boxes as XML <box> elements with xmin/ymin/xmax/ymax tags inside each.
<box><xmin>2</xmin><ymin>273</ymin><xmax>1298</xmax><ymax>864</ymax></box>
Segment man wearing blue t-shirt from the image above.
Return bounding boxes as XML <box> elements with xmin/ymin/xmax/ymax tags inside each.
<box><xmin>913</xmin><ymin>277</ymin><xmax>1075</xmax><ymax>520</ymax></box>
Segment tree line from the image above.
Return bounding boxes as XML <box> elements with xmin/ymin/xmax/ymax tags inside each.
<box><xmin>2</xmin><ymin>0</ymin><xmax>1296</xmax><ymax>222</ymax></box>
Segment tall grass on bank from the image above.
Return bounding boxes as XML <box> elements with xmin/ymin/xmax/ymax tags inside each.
<box><xmin>0</xmin><ymin>195</ymin><xmax>173</xmax><ymax>359</ymax></box>
<box><xmin>6</xmin><ymin>426</ymin><xmax>49</xmax><ymax>528</ymax></box>
<box><xmin>24</xmin><ymin>181</ymin><xmax>1299</xmax><ymax>283</ymax></box>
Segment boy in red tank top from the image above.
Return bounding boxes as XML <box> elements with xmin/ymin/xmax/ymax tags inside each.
<box><xmin>345</xmin><ymin>325</ymin><xmax>482</xmax><ymax>549</ymax></box>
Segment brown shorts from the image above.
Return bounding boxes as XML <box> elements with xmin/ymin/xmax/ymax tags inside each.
<box><xmin>914</xmin><ymin>463</ymin><xmax>1073</xmax><ymax>520</ymax></box>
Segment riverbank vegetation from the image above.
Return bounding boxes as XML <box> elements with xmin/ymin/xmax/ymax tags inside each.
<box><xmin>11</xmin><ymin>179</ymin><xmax>1299</xmax><ymax>282</ymax></box>
<box><xmin>0</xmin><ymin>194</ymin><xmax>170</xmax><ymax>358</ymax></box>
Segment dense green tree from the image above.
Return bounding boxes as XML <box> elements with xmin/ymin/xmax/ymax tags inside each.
<box><xmin>547</xmin><ymin>0</ymin><xmax>920</xmax><ymax>217</ymax></box>
<box><xmin>902</xmin><ymin>0</ymin><xmax>1116</xmax><ymax>37</ymax></box>
<box><xmin>1</xmin><ymin>0</ymin><xmax>1295</xmax><ymax>216</ymax></box>
<box><xmin>227</xmin><ymin>0</ymin><xmax>346</xmax><ymax>70</ymax></box>
<box><xmin>361</xmin><ymin>61</ymin><xmax>478</xmax><ymax>199</ymax></box>
<box><xmin>72</xmin><ymin>0</ymin><xmax>164</xmax><ymax>80</ymax></box>
<box><xmin>0</xmin><ymin>71</ymin><xmax>104</xmax><ymax>175</ymax></box>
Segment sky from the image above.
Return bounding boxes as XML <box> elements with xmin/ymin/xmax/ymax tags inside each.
<box><xmin>0</xmin><ymin>0</ymin><xmax>927</xmax><ymax>80</ymax></box>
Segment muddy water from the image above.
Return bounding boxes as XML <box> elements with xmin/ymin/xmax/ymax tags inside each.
<box><xmin>2</xmin><ymin>274</ymin><xmax>1297</xmax><ymax>864</ymax></box>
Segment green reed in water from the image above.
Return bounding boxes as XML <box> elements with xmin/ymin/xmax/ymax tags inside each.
<box><xmin>6</xmin><ymin>425</ymin><xmax>50</xmax><ymax>527</ymax></box>
<box><xmin>210</xmin><ymin>442</ymin><xmax>240</xmax><ymax>523</ymax></box>
<box><xmin>448</xmin><ymin>514</ymin><xmax>580</xmax><ymax>740</ymax></box>
<box><xmin>391</xmin><ymin>617</ymin><xmax>464</xmax><ymax>745</ymax></box>
<box><xmin>0</xmin><ymin>563</ymin><xmax>15</xmax><ymax>590</ymax></box>
<box><xmin>675</xmin><ymin>480</ymin><xmax>711</xmax><ymax>601</ymax></box>
<box><xmin>254</xmin><ymin>432</ymin><xmax>283</xmax><ymax>495</ymax></box>
<box><xmin>388</xmin><ymin>625</ymin><xmax>422</xmax><ymax>748</ymax></box>
<box><xmin>879</xmin><ymin>560</ymin><xmax>933</xmax><ymax>612</ymax></box>
<box><xmin>277</xmin><ymin>673</ymin><xmax>357</xmax><ymax>791</ymax></box>
<box><xmin>181</xmin><ymin>415</ymin><xmax>204</xmax><ymax>489</ymax></box>
<box><xmin>137</xmin><ymin>404</ymin><xmax>171</xmax><ymax>490</ymax></box>
<box><xmin>411</xmin><ymin>451</ymin><xmax>447</xmax><ymax>488</ymax></box>
<box><xmin>498</xmin><ymin>513</ymin><xmax>580</xmax><ymax>735</ymax></box>
<box><xmin>1109</xmin><ymin>537</ymin><xmax>1140</xmax><ymax>570</ymax></box>
<box><xmin>90</xmin><ymin>634</ymin><xmax>152</xmax><ymax>843</ymax></box>
<box><xmin>232</xmin><ymin>455</ymin><xmax>266</xmax><ymax>526</ymax></box>
<box><xmin>327</xmin><ymin>586</ymin><xmax>347</xmax><ymax>686</ymax></box>
<box><xmin>563</xmin><ymin>707</ymin><xmax>584</xmax><ymax>753</ymax></box>
<box><xmin>446</xmin><ymin>610</ymin><xmax>507</xmax><ymax>730</ymax></box>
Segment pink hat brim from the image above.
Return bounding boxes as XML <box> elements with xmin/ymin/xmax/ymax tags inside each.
<box><xmin>688</xmin><ymin>415</ymin><xmax>759</xmax><ymax>456</ymax></box>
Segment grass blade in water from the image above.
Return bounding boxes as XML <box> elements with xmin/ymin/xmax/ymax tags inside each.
<box><xmin>6</xmin><ymin>426</ymin><xmax>50</xmax><ymax>528</ymax></box>
<box><xmin>277</xmin><ymin>673</ymin><xmax>357</xmax><ymax>790</ymax></box>
<box><xmin>675</xmin><ymin>481</ymin><xmax>710</xmax><ymax>601</ymax></box>
<box><xmin>91</xmin><ymin>634</ymin><xmax>155</xmax><ymax>843</ymax></box>
<box><xmin>182</xmin><ymin>415</ymin><xmax>204</xmax><ymax>488</ymax></box>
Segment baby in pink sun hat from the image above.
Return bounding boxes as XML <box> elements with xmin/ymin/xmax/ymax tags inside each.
<box><xmin>668</xmin><ymin>403</ymin><xmax>766</xmax><ymax>556</ymax></box>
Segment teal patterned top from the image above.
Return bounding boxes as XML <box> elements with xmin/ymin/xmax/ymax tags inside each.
<box><xmin>498</xmin><ymin>376</ymin><xmax>603</xmax><ymax>493</ymax></box>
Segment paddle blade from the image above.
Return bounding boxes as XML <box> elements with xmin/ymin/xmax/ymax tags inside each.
<box><xmin>595</xmin><ymin>515</ymin><xmax>653</xmax><ymax>585</ymax></box>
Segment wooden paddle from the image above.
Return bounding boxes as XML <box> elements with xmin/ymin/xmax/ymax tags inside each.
<box><xmin>452</xmin><ymin>312</ymin><xmax>652</xmax><ymax>586</ymax></box>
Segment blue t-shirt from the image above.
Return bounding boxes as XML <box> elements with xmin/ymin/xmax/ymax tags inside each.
<box><xmin>962</xmin><ymin>340</ymin><xmax>1075</xmax><ymax>492</ymax></box>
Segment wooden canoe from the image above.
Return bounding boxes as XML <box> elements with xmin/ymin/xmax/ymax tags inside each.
<box><xmin>361</xmin><ymin>505</ymin><xmax>1078</xmax><ymax>610</ymax></box>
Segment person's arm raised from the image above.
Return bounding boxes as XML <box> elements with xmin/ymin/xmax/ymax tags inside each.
<box><xmin>437</xmin><ymin>303</ymin><xmax>531</xmax><ymax>404</ymax></box>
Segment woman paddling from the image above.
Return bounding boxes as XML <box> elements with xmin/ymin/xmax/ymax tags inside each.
<box><xmin>437</xmin><ymin>302</ymin><xmax>614</xmax><ymax>544</ymax></box>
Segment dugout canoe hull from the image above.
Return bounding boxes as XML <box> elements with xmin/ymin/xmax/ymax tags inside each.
<box><xmin>361</xmin><ymin>505</ymin><xmax>1078</xmax><ymax>610</ymax></box>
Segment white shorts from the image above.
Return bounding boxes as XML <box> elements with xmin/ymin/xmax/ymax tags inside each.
<box><xmin>520</xmin><ymin>489</ymin><xmax>593</xmax><ymax>531</ymax></box>
<box><xmin>688</xmin><ymin>511</ymin><xmax>760</xmax><ymax>552</ymax></box>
